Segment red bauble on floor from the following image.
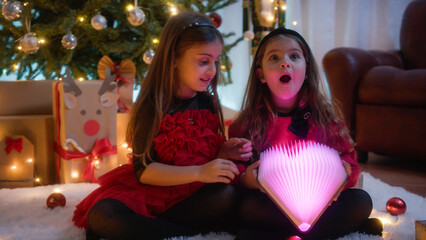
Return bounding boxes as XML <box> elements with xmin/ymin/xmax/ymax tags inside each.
<box><xmin>46</xmin><ymin>192</ymin><xmax>66</xmax><ymax>209</ymax></box>
<box><xmin>386</xmin><ymin>197</ymin><xmax>407</xmax><ymax>216</ymax></box>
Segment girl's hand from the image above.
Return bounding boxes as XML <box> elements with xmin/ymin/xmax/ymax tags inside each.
<box><xmin>240</xmin><ymin>160</ymin><xmax>262</xmax><ymax>190</ymax></box>
<box><xmin>217</xmin><ymin>138</ymin><xmax>253</xmax><ymax>161</ymax></box>
<box><xmin>342</xmin><ymin>160</ymin><xmax>352</xmax><ymax>177</ymax></box>
<box><xmin>197</xmin><ymin>158</ymin><xmax>240</xmax><ymax>184</ymax></box>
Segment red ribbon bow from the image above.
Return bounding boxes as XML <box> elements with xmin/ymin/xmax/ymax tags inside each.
<box><xmin>55</xmin><ymin>138</ymin><xmax>117</xmax><ymax>183</ymax></box>
<box><xmin>113</xmin><ymin>62</ymin><xmax>129</xmax><ymax>85</ymax></box>
<box><xmin>4</xmin><ymin>137</ymin><xmax>23</xmax><ymax>154</ymax></box>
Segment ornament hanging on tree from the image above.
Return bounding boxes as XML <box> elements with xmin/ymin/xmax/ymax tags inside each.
<box><xmin>386</xmin><ymin>197</ymin><xmax>407</xmax><ymax>216</ymax></box>
<box><xmin>91</xmin><ymin>13</ymin><xmax>107</xmax><ymax>30</ymax></box>
<box><xmin>1</xmin><ymin>0</ymin><xmax>22</xmax><ymax>20</ymax></box>
<box><xmin>142</xmin><ymin>49</ymin><xmax>155</xmax><ymax>64</ymax></box>
<box><xmin>46</xmin><ymin>192</ymin><xmax>66</xmax><ymax>209</ymax></box>
<box><xmin>61</xmin><ymin>33</ymin><xmax>77</xmax><ymax>50</ymax></box>
<box><xmin>127</xmin><ymin>1</ymin><xmax>145</xmax><ymax>26</ymax></box>
<box><xmin>244</xmin><ymin>30</ymin><xmax>255</xmax><ymax>40</ymax></box>
<box><xmin>20</xmin><ymin>32</ymin><xmax>39</xmax><ymax>54</ymax></box>
<box><xmin>209</xmin><ymin>13</ymin><xmax>222</xmax><ymax>28</ymax></box>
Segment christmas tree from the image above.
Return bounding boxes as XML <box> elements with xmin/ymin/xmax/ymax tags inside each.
<box><xmin>0</xmin><ymin>0</ymin><xmax>242</xmax><ymax>84</ymax></box>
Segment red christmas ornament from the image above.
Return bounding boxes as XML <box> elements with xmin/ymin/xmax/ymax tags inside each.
<box><xmin>286</xmin><ymin>236</ymin><xmax>302</xmax><ymax>240</ymax></box>
<box><xmin>386</xmin><ymin>197</ymin><xmax>406</xmax><ymax>216</ymax></box>
<box><xmin>46</xmin><ymin>192</ymin><xmax>66</xmax><ymax>209</ymax></box>
<box><xmin>209</xmin><ymin>13</ymin><xmax>222</xmax><ymax>28</ymax></box>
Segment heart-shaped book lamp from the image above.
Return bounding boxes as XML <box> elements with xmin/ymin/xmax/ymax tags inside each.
<box><xmin>258</xmin><ymin>140</ymin><xmax>348</xmax><ymax>232</ymax></box>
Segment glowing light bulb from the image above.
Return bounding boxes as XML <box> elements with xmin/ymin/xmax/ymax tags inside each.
<box><xmin>126</xmin><ymin>5</ymin><xmax>134</xmax><ymax>11</ymax></box>
<box><xmin>170</xmin><ymin>6</ymin><xmax>178</xmax><ymax>16</ymax></box>
<box><xmin>282</xmin><ymin>5</ymin><xmax>287</xmax><ymax>10</ymax></box>
<box><xmin>293</xmin><ymin>21</ymin><xmax>298</xmax><ymax>26</ymax></box>
<box><xmin>378</xmin><ymin>217</ymin><xmax>390</xmax><ymax>225</ymax></box>
<box><xmin>127</xmin><ymin>148</ymin><xmax>132</xmax><ymax>152</ymax></box>
<box><xmin>13</xmin><ymin>64</ymin><xmax>19</xmax><ymax>70</ymax></box>
<box><xmin>152</xmin><ymin>38</ymin><xmax>159</xmax><ymax>44</ymax></box>
<box><xmin>11</xmin><ymin>165</ymin><xmax>17</xmax><ymax>170</ymax></box>
<box><xmin>121</xmin><ymin>142</ymin><xmax>129</xmax><ymax>148</ymax></box>
<box><xmin>78</xmin><ymin>17</ymin><xmax>85</xmax><ymax>22</ymax></box>
<box><xmin>27</xmin><ymin>158</ymin><xmax>33</xmax><ymax>163</ymax></box>
<box><xmin>53</xmin><ymin>188</ymin><xmax>62</xmax><ymax>193</ymax></box>
<box><xmin>35</xmin><ymin>178</ymin><xmax>41</xmax><ymax>182</ymax></box>
<box><xmin>71</xmin><ymin>171</ymin><xmax>79</xmax><ymax>178</ymax></box>
<box><xmin>17</xmin><ymin>46</ymin><xmax>22</xmax><ymax>50</ymax></box>
<box><xmin>78</xmin><ymin>77</ymin><xmax>84</xmax><ymax>81</ymax></box>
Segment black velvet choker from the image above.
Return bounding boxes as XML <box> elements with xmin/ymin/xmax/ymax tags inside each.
<box><xmin>277</xmin><ymin>106</ymin><xmax>312</xmax><ymax>139</ymax></box>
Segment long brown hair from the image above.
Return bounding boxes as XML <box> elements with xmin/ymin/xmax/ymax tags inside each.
<box><xmin>231</xmin><ymin>27</ymin><xmax>353</xmax><ymax>156</ymax></box>
<box><xmin>126</xmin><ymin>11</ymin><xmax>225</xmax><ymax>164</ymax></box>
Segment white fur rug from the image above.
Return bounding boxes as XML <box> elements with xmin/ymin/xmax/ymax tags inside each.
<box><xmin>0</xmin><ymin>172</ymin><xmax>424</xmax><ymax>240</ymax></box>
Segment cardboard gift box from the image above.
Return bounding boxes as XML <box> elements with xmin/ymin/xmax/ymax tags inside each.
<box><xmin>53</xmin><ymin>69</ymin><xmax>119</xmax><ymax>183</ymax></box>
<box><xmin>0</xmin><ymin>115</ymin><xmax>55</xmax><ymax>185</ymax></box>
<box><xmin>0</xmin><ymin>135</ymin><xmax>34</xmax><ymax>188</ymax></box>
<box><xmin>98</xmin><ymin>56</ymin><xmax>136</xmax><ymax>113</ymax></box>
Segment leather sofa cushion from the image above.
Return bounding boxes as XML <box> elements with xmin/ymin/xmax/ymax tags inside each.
<box><xmin>355</xmin><ymin>104</ymin><xmax>426</xmax><ymax>159</ymax></box>
<box><xmin>358</xmin><ymin>66</ymin><xmax>426</xmax><ymax>107</ymax></box>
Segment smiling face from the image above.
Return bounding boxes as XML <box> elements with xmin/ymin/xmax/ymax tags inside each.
<box><xmin>260</xmin><ymin>35</ymin><xmax>306</xmax><ymax>112</ymax></box>
<box><xmin>175</xmin><ymin>40</ymin><xmax>223</xmax><ymax>99</ymax></box>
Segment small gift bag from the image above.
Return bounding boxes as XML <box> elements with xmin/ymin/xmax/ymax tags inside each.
<box><xmin>98</xmin><ymin>55</ymin><xmax>136</xmax><ymax>113</ymax></box>
<box><xmin>0</xmin><ymin>135</ymin><xmax>34</xmax><ymax>188</ymax></box>
<box><xmin>53</xmin><ymin>69</ymin><xmax>119</xmax><ymax>183</ymax></box>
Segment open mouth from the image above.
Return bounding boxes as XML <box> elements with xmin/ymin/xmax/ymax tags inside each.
<box><xmin>280</xmin><ymin>74</ymin><xmax>292</xmax><ymax>84</ymax></box>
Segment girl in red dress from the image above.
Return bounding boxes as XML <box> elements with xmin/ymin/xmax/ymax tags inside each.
<box><xmin>229</xmin><ymin>27</ymin><xmax>383</xmax><ymax>239</ymax></box>
<box><xmin>73</xmin><ymin>11</ymin><xmax>252</xmax><ymax>239</ymax></box>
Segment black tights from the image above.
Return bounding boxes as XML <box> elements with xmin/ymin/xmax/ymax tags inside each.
<box><xmin>236</xmin><ymin>188</ymin><xmax>373</xmax><ymax>240</ymax></box>
<box><xmin>86</xmin><ymin>183</ymin><xmax>238</xmax><ymax>240</ymax></box>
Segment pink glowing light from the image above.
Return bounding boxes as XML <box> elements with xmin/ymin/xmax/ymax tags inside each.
<box><xmin>258</xmin><ymin>140</ymin><xmax>348</xmax><ymax>232</ymax></box>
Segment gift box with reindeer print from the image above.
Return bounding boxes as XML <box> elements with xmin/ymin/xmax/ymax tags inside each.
<box><xmin>52</xmin><ymin>69</ymin><xmax>119</xmax><ymax>183</ymax></box>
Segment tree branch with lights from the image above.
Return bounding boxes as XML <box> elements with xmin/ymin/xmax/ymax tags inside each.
<box><xmin>0</xmin><ymin>0</ymin><xmax>241</xmax><ymax>85</ymax></box>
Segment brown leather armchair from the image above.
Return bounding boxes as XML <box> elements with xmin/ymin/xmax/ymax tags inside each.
<box><xmin>322</xmin><ymin>0</ymin><xmax>426</xmax><ymax>162</ymax></box>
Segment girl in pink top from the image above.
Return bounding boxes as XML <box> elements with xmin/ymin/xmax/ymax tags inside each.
<box><xmin>229</xmin><ymin>27</ymin><xmax>382</xmax><ymax>240</ymax></box>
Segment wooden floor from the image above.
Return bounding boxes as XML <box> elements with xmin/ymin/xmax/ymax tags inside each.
<box><xmin>360</xmin><ymin>153</ymin><xmax>426</xmax><ymax>197</ymax></box>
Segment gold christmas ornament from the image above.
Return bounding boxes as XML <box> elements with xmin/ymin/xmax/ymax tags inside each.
<box><xmin>61</xmin><ymin>33</ymin><xmax>78</xmax><ymax>50</ymax></box>
<box><xmin>244</xmin><ymin>30</ymin><xmax>255</xmax><ymax>40</ymax></box>
<box><xmin>20</xmin><ymin>32</ymin><xmax>39</xmax><ymax>54</ymax></box>
<box><xmin>91</xmin><ymin>13</ymin><xmax>107</xmax><ymax>30</ymax></box>
<box><xmin>142</xmin><ymin>49</ymin><xmax>155</xmax><ymax>64</ymax></box>
<box><xmin>127</xmin><ymin>6</ymin><xmax>145</xmax><ymax>26</ymax></box>
<box><xmin>1</xmin><ymin>0</ymin><xmax>22</xmax><ymax>20</ymax></box>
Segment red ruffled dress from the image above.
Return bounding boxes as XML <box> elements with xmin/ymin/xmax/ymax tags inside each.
<box><xmin>73</xmin><ymin>109</ymin><xmax>225</xmax><ymax>229</ymax></box>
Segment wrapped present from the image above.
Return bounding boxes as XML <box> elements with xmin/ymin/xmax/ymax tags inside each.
<box><xmin>117</xmin><ymin>112</ymin><xmax>132</xmax><ymax>165</ymax></box>
<box><xmin>0</xmin><ymin>115</ymin><xmax>55</xmax><ymax>185</ymax></box>
<box><xmin>53</xmin><ymin>69</ymin><xmax>119</xmax><ymax>183</ymax></box>
<box><xmin>98</xmin><ymin>55</ymin><xmax>136</xmax><ymax>113</ymax></box>
<box><xmin>0</xmin><ymin>135</ymin><xmax>34</xmax><ymax>188</ymax></box>
<box><xmin>0</xmin><ymin>80</ymin><xmax>53</xmax><ymax>116</ymax></box>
